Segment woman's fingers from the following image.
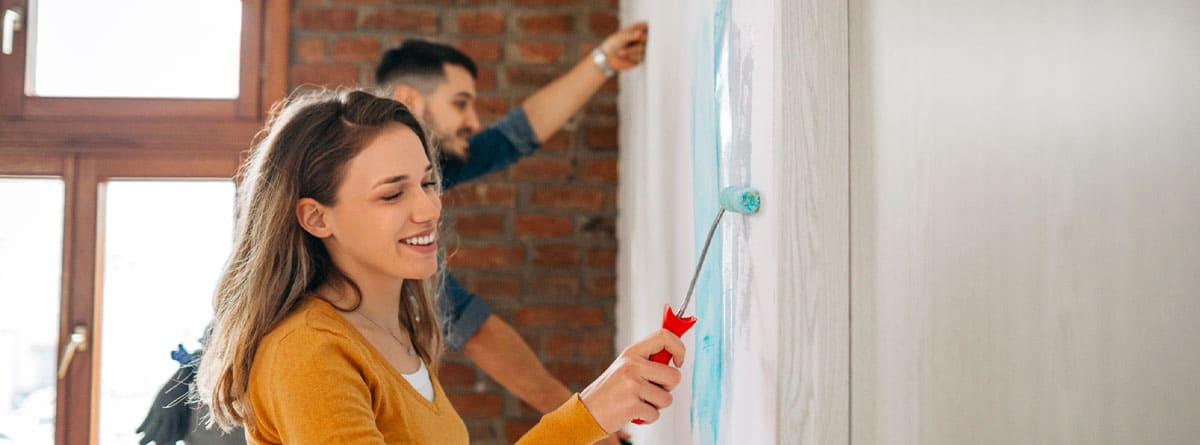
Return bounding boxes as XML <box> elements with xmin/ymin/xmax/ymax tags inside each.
<box><xmin>624</xmin><ymin>329</ymin><xmax>687</xmax><ymax>367</ymax></box>
<box><xmin>638</xmin><ymin>379</ymin><xmax>674</xmax><ymax>409</ymax></box>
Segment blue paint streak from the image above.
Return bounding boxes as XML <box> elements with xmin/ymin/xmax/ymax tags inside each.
<box><xmin>689</xmin><ymin>0</ymin><xmax>730</xmax><ymax>443</ymax></box>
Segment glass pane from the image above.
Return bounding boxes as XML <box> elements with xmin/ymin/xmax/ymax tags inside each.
<box><xmin>30</xmin><ymin>0</ymin><xmax>242</xmax><ymax>99</ymax></box>
<box><xmin>96</xmin><ymin>180</ymin><xmax>235</xmax><ymax>445</ymax></box>
<box><xmin>0</xmin><ymin>178</ymin><xmax>64</xmax><ymax>445</ymax></box>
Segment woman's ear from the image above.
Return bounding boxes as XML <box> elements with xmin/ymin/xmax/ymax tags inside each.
<box><xmin>296</xmin><ymin>198</ymin><xmax>332</xmax><ymax>238</ymax></box>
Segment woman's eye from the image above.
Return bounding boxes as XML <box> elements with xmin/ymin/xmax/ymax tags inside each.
<box><xmin>382</xmin><ymin>192</ymin><xmax>402</xmax><ymax>201</ymax></box>
<box><xmin>421</xmin><ymin>181</ymin><xmax>438</xmax><ymax>189</ymax></box>
<box><xmin>454</xmin><ymin>101</ymin><xmax>467</xmax><ymax>110</ymax></box>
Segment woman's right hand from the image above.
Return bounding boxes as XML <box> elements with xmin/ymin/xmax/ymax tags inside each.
<box><xmin>579</xmin><ymin>329</ymin><xmax>687</xmax><ymax>433</ymax></box>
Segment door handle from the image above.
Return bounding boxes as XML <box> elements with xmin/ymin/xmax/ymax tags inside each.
<box><xmin>3</xmin><ymin>6</ymin><xmax>23</xmax><ymax>55</ymax></box>
<box><xmin>57</xmin><ymin>325</ymin><xmax>89</xmax><ymax>379</ymax></box>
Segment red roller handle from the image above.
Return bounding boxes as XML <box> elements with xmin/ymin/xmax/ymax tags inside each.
<box><xmin>632</xmin><ymin>304</ymin><xmax>697</xmax><ymax>425</ymax></box>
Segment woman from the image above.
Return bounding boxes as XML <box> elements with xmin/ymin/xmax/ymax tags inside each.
<box><xmin>196</xmin><ymin>90</ymin><xmax>685</xmax><ymax>444</ymax></box>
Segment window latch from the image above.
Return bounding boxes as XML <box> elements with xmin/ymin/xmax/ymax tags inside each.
<box><xmin>3</xmin><ymin>6</ymin><xmax>23</xmax><ymax>55</ymax></box>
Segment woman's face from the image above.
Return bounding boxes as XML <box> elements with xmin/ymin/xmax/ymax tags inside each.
<box><xmin>321</xmin><ymin>125</ymin><xmax>442</xmax><ymax>282</ymax></box>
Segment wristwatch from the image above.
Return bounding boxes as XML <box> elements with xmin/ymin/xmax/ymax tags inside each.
<box><xmin>591</xmin><ymin>47</ymin><xmax>615</xmax><ymax>78</ymax></box>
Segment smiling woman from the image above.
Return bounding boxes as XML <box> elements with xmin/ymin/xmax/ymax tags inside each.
<box><xmin>195</xmin><ymin>89</ymin><xmax>687</xmax><ymax>444</ymax></box>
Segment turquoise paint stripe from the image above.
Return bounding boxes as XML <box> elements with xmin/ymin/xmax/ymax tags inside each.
<box><xmin>690</xmin><ymin>0</ymin><xmax>730</xmax><ymax>443</ymax></box>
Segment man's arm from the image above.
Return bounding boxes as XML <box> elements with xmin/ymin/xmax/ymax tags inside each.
<box><xmin>522</xmin><ymin>22</ymin><xmax>648</xmax><ymax>143</ymax></box>
<box><xmin>460</xmin><ymin>315</ymin><xmax>574</xmax><ymax>413</ymax></box>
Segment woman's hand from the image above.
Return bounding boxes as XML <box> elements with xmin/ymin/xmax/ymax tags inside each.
<box><xmin>579</xmin><ymin>329</ymin><xmax>687</xmax><ymax>433</ymax></box>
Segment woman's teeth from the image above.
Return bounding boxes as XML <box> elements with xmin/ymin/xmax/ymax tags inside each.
<box><xmin>402</xmin><ymin>233</ymin><xmax>436</xmax><ymax>246</ymax></box>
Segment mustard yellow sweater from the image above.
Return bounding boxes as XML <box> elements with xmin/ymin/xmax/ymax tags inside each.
<box><xmin>245</xmin><ymin>297</ymin><xmax>608</xmax><ymax>444</ymax></box>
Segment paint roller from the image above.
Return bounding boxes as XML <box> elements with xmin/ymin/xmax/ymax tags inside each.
<box><xmin>632</xmin><ymin>185</ymin><xmax>761</xmax><ymax>425</ymax></box>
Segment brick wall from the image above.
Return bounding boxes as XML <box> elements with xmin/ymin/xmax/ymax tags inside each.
<box><xmin>289</xmin><ymin>1</ymin><xmax>621</xmax><ymax>443</ymax></box>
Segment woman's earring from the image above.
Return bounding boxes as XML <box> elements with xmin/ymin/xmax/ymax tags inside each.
<box><xmin>408</xmin><ymin>293</ymin><xmax>421</xmax><ymax>323</ymax></box>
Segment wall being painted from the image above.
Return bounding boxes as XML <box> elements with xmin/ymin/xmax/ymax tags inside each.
<box><xmin>618</xmin><ymin>1</ymin><xmax>780</xmax><ymax>443</ymax></box>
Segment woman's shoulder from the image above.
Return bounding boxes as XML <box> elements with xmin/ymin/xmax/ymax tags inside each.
<box><xmin>256</xmin><ymin>296</ymin><xmax>364</xmax><ymax>363</ymax></box>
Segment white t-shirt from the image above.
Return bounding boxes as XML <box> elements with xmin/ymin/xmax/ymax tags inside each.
<box><xmin>402</xmin><ymin>359</ymin><xmax>434</xmax><ymax>401</ymax></box>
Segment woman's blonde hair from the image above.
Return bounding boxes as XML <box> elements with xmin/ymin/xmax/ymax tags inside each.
<box><xmin>196</xmin><ymin>89</ymin><xmax>445</xmax><ymax>430</ymax></box>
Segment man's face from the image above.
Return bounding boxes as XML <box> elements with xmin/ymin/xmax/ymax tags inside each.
<box><xmin>423</xmin><ymin>64</ymin><xmax>481</xmax><ymax>159</ymax></box>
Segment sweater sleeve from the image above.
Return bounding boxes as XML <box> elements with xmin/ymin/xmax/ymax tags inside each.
<box><xmin>246</xmin><ymin>327</ymin><xmax>386</xmax><ymax>445</ymax></box>
<box><xmin>515</xmin><ymin>393</ymin><xmax>609</xmax><ymax>445</ymax></box>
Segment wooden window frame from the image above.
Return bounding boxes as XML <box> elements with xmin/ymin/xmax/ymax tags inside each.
<box><xmin>0</xmin><ymin>151</ymin><xmax>241</xmax><ymax>444</ymax></box>
<box><xmin>0</xmin><ymin>0</ymin><xmax>289</xmax><ymax>155</ymax></box>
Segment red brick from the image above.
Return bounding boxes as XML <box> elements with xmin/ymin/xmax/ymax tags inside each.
<box><xmin>589</xmin><ymin>13</ymin><xmax>619</xmax><ymax>35</ymax></box>
<box><xmin>452</xmin><ymin>213</ymin><xmax>504</xmax><ymax>238</ymax></box>
<box><xmin>541</xmin><ymin>131</ymin><xmax>570</xmax><ymax>152</ymax></box>
<box><xmin>294</xmin><ymin>38</ymin><xmax>327</xmax><ymax>63</ymax></box>
<box><xmin>546</xmin><ymin>362</ymin><xmax>596</xmax><ymax>388</ymax></box>
<box><xmin>290</xmin><ymin>64</ymin><xmax>359</xmax><ymax>88</ymax></box>
<box><xmin>504</xmin><ymin>420</ymin><xmax>539</xmax><ymax>444</ymax></box>
<box><xmin>468</xmin><ymin>275</ymin><xmax>522</xmax><ymax>299</ymax></box>
<box><xmin>585</xmin><ymin>246</ymin><xmax>616</xmax><ymax>268</ymax></box>
<box><xmin>333</xmin><ymin>0</ymin><xmax>381</xmax><ymax>4</ymax></box>
<box><xmin>457</xmin><ymin>39</ymin><xmax>502</xmax><ymax>62</ymax></box>
<box><xmin>474</xmin><ymin>97</ymin><xmax>508</xmax><ymax>119</ymax></box>
<box><xmin>517</xmin><ymin>14</ymin><xmax>574</xmax><ymax>35</ymax></box>
<box><xmin>296</xmin><ymin>9</ymin><xmax>357</xmax><ymax>32</ymax></box>
<box><xmin>514</xmin><ymin>306</ymin><xmax>605</xmax><ymax>328</ymax></box>
<box><xmin>447</xmin><ymin>392</ymin><xmax>503</xmax><ymax>417</ymax></box>
<box><xmin>361</xmin><ymin>10</ymin><xmax>439</xmax><ymax>32</ymax></box>
<box><xmin>509</xmin><ymin>41</ymin><xmax>564</xmax><ymax>64</ymax></box>
<box><xmin>527</xmin><ymin>274</ymin><xmax>579</xmax><ymax>297</ymax></box>
<box><xmin>437</xmin><ymin>362</ymin><xmax>476</xmax><ymax>388</ymax></box>
<box><xmin>533</xmin><ymin>244</ymin><xmax>580</xmax><ymax>268</ymax></box>
<box><xmin>519</xmin><ymin>331</ymin><xmax>540</xmax><ymax>351</ymax></box>
<box><xmin>600</xmin><ymin>76</ymin><xmax>619</xmax><ymax>93</ymax></box>
<box><xmin>510</xmin><ymin>157</ymin><xmax>571</xmax><ymax>182</ymax></box>
<box><xmin>531</xmin><ymin>187</ymin><xmax>605</xmax><ymax>210</ymax></box>
<box><xmin>513</xmin><ymin>0</ymin><xmax>578</xmax><ymax>5</ymax></box>
<box><xmin>442</xmin><ymin>183</ymin><xmax>516</xmax><ymax>207</ymax></box>
<box><xmin>585</xmin><ymin>274</ymin><xmax>615</xmax><ymax>298</ymax></box>
<box><xmin>545</xmin><ymin>332</ymin><xmax>613</xmax><ymax>359</ymax></box>
<box><xmin>475</xmin><ymin>67</ymin><xmax>497</xmax><ymax>91</ymax></box>
<box><xmin>515</xmin><ymin>215</ymin><xmax>572</xmax><ymax>237</ymax></box>
<box><xmin>587</xmin><ymin>125</ymin><xmax>617</xmax><ymax>148</ymax></box>
<box><xmin>580</xmin><ymin>159</ymin><xmax>617</xmax><ymax>183</ymax></box>
<box><xmin>506</xmin><ymin>66</ymin><xmax>559</xmax><ymax>88</ymax></box>
<box><xmin>588</xmin><ymin>98</ymin><xmax>617</xmax><ymax>117</ymax></box>
<box><xmin>457</xmin><ymin>11</ymin><xmax>505</xmax><ymax>35</ymax></box>
<box><xmin>544</xmin><ymin>334</ymin><xmax>576</xmax><ymax>357</ymax></box>
<box><xmin>447</xmin><ymin>245</ymin><xmax>524</xmax><ymax>269</ymax></box>
<box><xmin>332</xmin><ymin>37</ymin><xmax>381</xmax><ymax>62</ymax></box>
<box><xmin>580</xmin><ymin>332</ymin><xmax>614</xmax><ymax>358</ymax></box>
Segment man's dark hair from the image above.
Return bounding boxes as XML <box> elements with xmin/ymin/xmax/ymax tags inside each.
<box><xmin>375</xmin><ymin>40</ymin><xmax>478</xmax><ymax>93</ymax></box>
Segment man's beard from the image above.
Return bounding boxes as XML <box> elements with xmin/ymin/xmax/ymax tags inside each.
<box><xmin>422</xmin><ymin>110</ymin><xmax>472</xmax><ymax>160</ymax></box>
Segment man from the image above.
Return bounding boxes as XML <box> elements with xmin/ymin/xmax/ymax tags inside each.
<box><xmin>376</xmin><ymin>23</ymin><xmax>647</xmax><ymax>445</ymax></box>
<box><xmin>137</xmin><ymin>22</ymin><xmax>647</xmax><ymax>445</ymax></box>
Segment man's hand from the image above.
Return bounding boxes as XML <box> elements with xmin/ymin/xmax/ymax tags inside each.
<box><xmin>598</xmin><ymin>22</ymin><xmax>649</xmax><ymax>72</ymax></box>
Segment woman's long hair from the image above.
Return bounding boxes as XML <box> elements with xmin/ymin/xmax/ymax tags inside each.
<box><xmin>196</xmin><ymin>89</ymin><xmax>445</xmax><ymax>430</ymax></box>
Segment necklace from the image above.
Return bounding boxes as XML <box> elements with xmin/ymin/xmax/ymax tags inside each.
<box><xmin>355</xmin><ymin>311</ymin><xmax>417</xmax><ymax>357</ymax></box>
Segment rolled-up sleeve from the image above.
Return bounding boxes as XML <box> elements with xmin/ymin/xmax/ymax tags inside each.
<box><xmin>440</xmin><ymin>106</ymin><xmax>541</xmax><ymax>189</ymax></box>
<box><xmin>438</xmin><ymin>274</ymin><xmax>492</xmax><ymax>351</ymax></box>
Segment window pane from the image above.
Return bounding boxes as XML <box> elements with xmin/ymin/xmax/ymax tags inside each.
<box><xmin>30</xmin><ymin>0</ymin><xmax>242</xmax><ymax>99</ymax></box>
<box><xmin>0</xmin><ymin>178</ymin><xmax>64</xmax><ymax>445</ymax></box>
<box><xmin>96</xmin><ymin>180</ymin><xmax>234</xmax><ymax>445</ymax></box>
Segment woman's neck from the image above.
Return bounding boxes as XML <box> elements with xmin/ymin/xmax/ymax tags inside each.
<box><xmin>318</xmin><ymin>277</ymin><xmax>407</xmax><ymax>332</ymax></box>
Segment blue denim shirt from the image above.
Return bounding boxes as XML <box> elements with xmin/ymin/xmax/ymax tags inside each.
<box><xmin>439</xmin><ymin>106</ymin><xmax>539</xmax><ymax>350</ymax></box>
